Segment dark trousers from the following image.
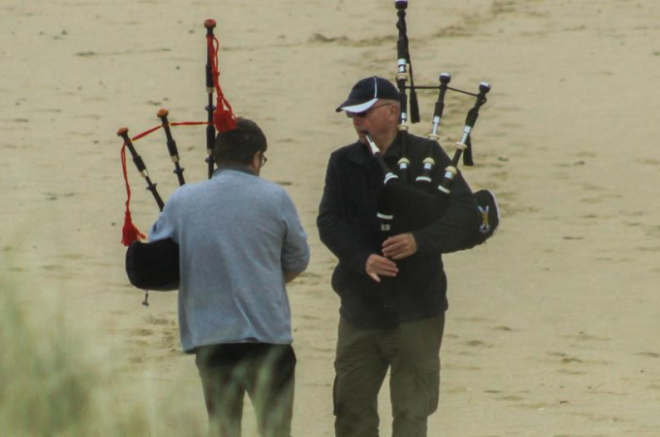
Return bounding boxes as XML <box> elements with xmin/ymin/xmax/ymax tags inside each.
<box><xmin>195</xmin><ymin>343</ymin><xmax>296</xmax><ymax>437</ymax></box>
<box><xmin>333</xmin><ymin>314</ymin><xmax>445</xmax><ymax>437</ymax></box>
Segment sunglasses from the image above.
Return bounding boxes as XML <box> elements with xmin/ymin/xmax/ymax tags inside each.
<box><xmin>346</xmin><ymin>103</ymin><xmax>393</xmax><ymax>119</ymax></box>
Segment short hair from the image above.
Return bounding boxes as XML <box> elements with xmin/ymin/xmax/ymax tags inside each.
<box><xmin>213</xmin><ymin>118</ymin><xmax>268</xmax><ymax>165</ymax></box>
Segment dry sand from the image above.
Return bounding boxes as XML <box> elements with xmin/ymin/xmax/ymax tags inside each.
<box><xmin>1</xmin><ymin>0</ymin><xmax>660</xmax><ymax>435</ymax></box>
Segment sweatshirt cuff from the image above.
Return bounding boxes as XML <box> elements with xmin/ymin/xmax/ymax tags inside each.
<box><xmin>350</xmin><ymin>249</ymin><xmax>375</xmax><ymax>276</ymax></box>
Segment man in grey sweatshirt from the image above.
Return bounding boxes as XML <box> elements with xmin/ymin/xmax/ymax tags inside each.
<box><xmin>149</xmin><ymin>118</ymin><xmax>310</xmax><ymax>437</ymax></box>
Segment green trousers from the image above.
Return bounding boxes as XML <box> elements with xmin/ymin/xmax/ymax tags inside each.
<box><xmin>196</xmin><ymin>344</ymin><xmax>296</xmax><ymax>437</ymax></box>
<box><xmin>333</xmin><ymin>313</ymin><xmax>445</xmax><ymax>437</ymax></box>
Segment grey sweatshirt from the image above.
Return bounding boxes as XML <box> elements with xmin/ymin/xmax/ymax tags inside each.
<box><xmin>149</xmin><ymin>167</ymin><xmax>310</xmax><ymax>353</ymax></box>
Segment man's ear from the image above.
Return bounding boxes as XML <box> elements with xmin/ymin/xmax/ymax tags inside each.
<box><xmin>249</xmin><ymin>151</ymin><xmax>261</xmax><ymax>173</ymax></box>
<box><xmin>389</xmin><ymin>104</ymin><xmax>400</xmax><ymax>121</ymax></box>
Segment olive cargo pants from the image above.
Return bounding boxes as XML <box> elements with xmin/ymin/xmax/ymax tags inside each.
<box><xmin>333</xmin><ymin>313</ymin><xmax>445</xmax><ymax>437</ymax></box>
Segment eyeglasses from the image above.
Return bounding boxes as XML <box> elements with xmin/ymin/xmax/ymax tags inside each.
<box><xmin>260</xmin><ymin>153</ymin><xmax>268</xmax><ymax>167</ymax></box>
<box><xmin>346</xmin><ymin>103</ymin><xmax>393</xmax><ymax>119</ymax></box>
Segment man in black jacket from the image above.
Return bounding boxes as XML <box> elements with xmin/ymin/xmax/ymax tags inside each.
<box><xmin>317</xmin><ymin>77</ymin><xmax>480</xmax><ymax>437</ymax></box>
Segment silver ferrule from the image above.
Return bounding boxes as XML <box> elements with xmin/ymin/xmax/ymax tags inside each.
<box><xmin>397</xmin><ymin>58</ymin><xmax>407</xmax><ymax>73</ymax></box>
<box><xmin>460</xmin><ymin>126</ymin><xmax>472</xmax><ymax>145</ymax></box>
<box><xmin>384</xmin><ymin>173</ymin><xmax>399</xmax><ymax>184</ymax></box>
<box><xmin>432</xmin><ymin>116</ymin><xmax>441</xmax><ymax>136</ymax></box>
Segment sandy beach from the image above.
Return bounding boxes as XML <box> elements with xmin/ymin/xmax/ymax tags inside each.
<box><xmin>1</xmin><ymin>0</ymin><xmax>660</xmax><ymax>435</ymax></box>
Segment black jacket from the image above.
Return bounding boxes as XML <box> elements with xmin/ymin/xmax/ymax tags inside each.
<box><xmin>317</xmin><ymin>133</ymin><xmax>480</xmax><ymax>328</ymax></box>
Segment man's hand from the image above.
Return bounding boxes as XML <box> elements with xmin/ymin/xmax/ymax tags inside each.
<box><xmin>365</xmin><ymin>254</ymin><xmax>399</xmax><ymax>283</ymax></box>
<box><xmin>382</xmin><ymin>233</ymin><xmax>418</xmax><ymax>260</ymax></box>
<box><xmin>283</xmin><ymin>270</ymin><xmax>302</xmax><ymax>284</ymax></box>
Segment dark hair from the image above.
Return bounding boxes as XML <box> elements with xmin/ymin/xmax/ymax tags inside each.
<box><xmin>213</xmin><ymin>118</ymin><xmax>267</xmax><ymax>165</ymax></box>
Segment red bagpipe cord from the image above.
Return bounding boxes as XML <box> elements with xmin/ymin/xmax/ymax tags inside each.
<box><xmin>207</xmin><ymin>33</ymin><xmax>236</xmax><ymax>132</ymax></box>
<box><xmin>119</xmin><ymin>122</ymin><xmax>207</xmax><ymax>247</ymax></box>
<box><xmin>121</xmin><ymin>143</ymin><xmax>146</xmax><ymax>246</ymax></box>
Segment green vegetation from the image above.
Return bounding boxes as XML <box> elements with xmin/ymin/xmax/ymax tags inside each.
<box><xmin>0</xmin><ymin>277</ymin><xmax>203</xmax><ymax>436</ymax></box>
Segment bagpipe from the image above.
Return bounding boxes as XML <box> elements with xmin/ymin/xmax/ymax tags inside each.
<box><xmin>117</xmin><ymin>19</ymin><xmax>236</xmax><ymax>301</ymax></box>
<box><xmin>373</xmin><ymin>0</ymin><xmax>500</xmax><ymax>251</ymax></box>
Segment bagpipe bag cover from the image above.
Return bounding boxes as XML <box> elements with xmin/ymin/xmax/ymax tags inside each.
<box><xmin>125</xmin><ymin>238</ymin><xmax>180</xmax><ymax>291</ymax></box>
<box><xmin>378</xmin><ymin>181</ymin><xmax>499</xmax><ymax>252</ymax></box>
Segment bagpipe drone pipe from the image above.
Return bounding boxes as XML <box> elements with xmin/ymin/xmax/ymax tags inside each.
<box><xmin>117</xmin><ymin>19</ymin><xmax>236</xmax><ymax>298</ymax></box>
<box><xmin>374</xmin><ymin>0</ymin><xmax>500</xmax><ymax>251</ymax></box>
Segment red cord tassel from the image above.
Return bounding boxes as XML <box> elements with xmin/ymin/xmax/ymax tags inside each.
<box><xmin>122</xmin><ymin>209</ymin><xmax>145</xmax><ymax>246</ymax></box>
<box><xmin>214</xmin><ymin>109</ymin><xmax>235</xmax><ymax>133</ymax></box>
<box><xmin>207</xmin><ymin>33</ymin><xmax>237</xmax><ymax>132</ymax></box>
<box><xmin>120</xmin><ymin>144</ymin><xmax>146</xmax><ymax>246</ymax></box>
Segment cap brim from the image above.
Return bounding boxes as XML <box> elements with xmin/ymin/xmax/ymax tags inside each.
<box><xmin>335</xmin><ymin>98</ymin><xmax>378</xmax><ymax>113</ymax></box>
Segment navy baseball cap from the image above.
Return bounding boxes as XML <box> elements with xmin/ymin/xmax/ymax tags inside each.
<box><xmin>336</xmin><ymin>76</ymin><xmax>400</xmax><ymax>113</ymax></box>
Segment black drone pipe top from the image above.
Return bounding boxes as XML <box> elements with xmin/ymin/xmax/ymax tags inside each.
<box><xmin>204</xmin><ymin>19</ymin><xmax>216</xmax><ymax>91</ymax></box>
<box><xmin>394</xmin><ymin>1</ymin><xmax>420</xmax><ymax>124</ymax></box>
<box><xmin>204</xmin><ymin>20</ymin><xmax>216</xmax><ymax>90</ymax></box>
<box><xmin>440</xmin><ymin>72</ymin><xmax>451</xmax><ymax>85</ymax></box>
<box><xmin>157</xmin><ymin>109</ymin><xmax>178</xmax><ymax>156</ymax></box>
<box><xmin>117</xmin><ymin>127</ymin><xmax>165</xmax><ymax>211</ymax></box>
<box><xmin>395</xmin><ymin>9</ymin><xmax>408</xmax><ymax>61</ymax></box>
<box><xmin>431</xmin><ymin>73</ymin><xmax>451</xmax><ymax>125</ymax></box>
<box><xmin>204</xmin><ymin>19</ymin><xmax>217</xmax><ymax>179</ymax></box>
<box><xmin>117</xmin><ymin>127</ymin><xmax>145</xmax><ymax>172</ymax></box>
<box><xmin>458</xmin><ymin>82</ymin><xmax>492</xmax><ymax>167</ymax></box>
<box><xmin>157</xmin><ymin>108</ymin><xmax>186</xmax><ymax>186</ymax></box>
<box><xmin>466</xmin><ymin>82</ymin><xmax>491</xmax><ymax>127</ymax></box>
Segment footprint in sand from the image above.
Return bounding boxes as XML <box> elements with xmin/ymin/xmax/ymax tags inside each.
<box><xmin>131</xmin><ymin>328</ymin><xmax>154</xmax><ymax>337</ymax></box>
<box><xmin>636</xmin><ymin>245</ymin><xmax>660</xmax><ymax>252</ymax></box>
<box><xmin>493</xmin><ymin>325</ymin><xmax>515</xmax><ymax>332</ymax></box>
<box><xmin>464</xmin><ymin>339</ymin><xmax>493</xmax><ymax>349</ymax></box>
<box><xmin>141</xmin><ymin>314</ymin><xmax>180</xmax><ymax>355</ymax></box>
<box><xmin>145</xmin><ymin>314</ymin><xmax>175</xmax><ymax>326</ymax></box>
<box><xmin>637</xmin><ymin>352</ymin><xmax>660</xmax><ymax>358</ymax></box>
<box><xmin>563</xmin><ymin>331</ymin><xmax>611</xmax><ymax>342</ymax></box>
<box><xmin>637</xmin><ymin>158</ymin><xmax>660</xmax><ymax>166</ymax></box>
<box><xmin>158</xmin><ymin>330</ymin><xmax>178</xmax><ymax>350</ymax></box>
<box><xmin>297</xmin><ymin>271</ymin><xmax>323</xmax><ymax>286</ymax></box>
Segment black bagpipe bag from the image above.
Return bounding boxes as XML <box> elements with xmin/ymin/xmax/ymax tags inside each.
<box><xmin>125</xmin><ymin>238</ymin><xmax>180</xmax><ymax>291</ymax></box>
<box><xmin>377</xmin><ymin>180</ymin><xmax>499</xmax><ymax>251</ymax></box>
<box><xmin>460</xmin><ymin>189</ymin><xmax>499</xmax><ymax>250</ymax></box>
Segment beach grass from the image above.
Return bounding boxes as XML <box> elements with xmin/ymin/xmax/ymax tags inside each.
<box><xmin>0</xmin><ymin>274</ymin><xmax>206</xmax><ymax>436</ymax></box>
